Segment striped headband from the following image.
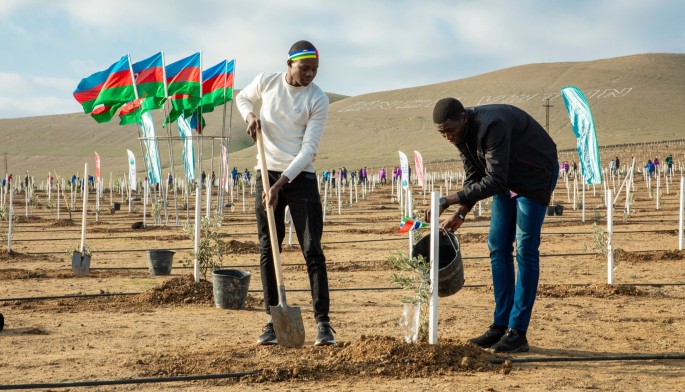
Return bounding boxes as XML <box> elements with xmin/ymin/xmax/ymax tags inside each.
<box><xmin>288</xmin><ymin>49</ymin><xmax>319</xmax><ymax>62</ymax></box>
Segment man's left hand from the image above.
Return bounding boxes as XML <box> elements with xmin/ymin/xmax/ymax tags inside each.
<box><xmin>440</xmin><ymin>205</ymin><xmax>469</xmax><ymax>233</ymax></box>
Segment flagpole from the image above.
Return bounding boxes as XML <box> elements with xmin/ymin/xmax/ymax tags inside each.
<box><xmin>218</xmin><ymin>60</ymin><xmax>228</xmax><ymax>214</ymax></box>
<box><xmin>127</xmin><ymin>53</ymin><xmax>149</xmax><ymax>200</ymax></box>
<box><xmin>197</xmin><ymin>52</ymin><xmax>203</xmax><ymax>192</ymax></box>
<box><xmin>225</xmin><ymin>60</ymin><xmax>235</xmax><ymax>215</ymax></box>
<box><xmin>161</xmin><ymin>51</ymin><xmax>179</xmax><ymax>225</ymax></box>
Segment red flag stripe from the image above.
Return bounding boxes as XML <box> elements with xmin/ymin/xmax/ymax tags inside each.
<box><xmin>167</xmin><ymin>67</ymin><xmax>201</xmax><ymax>84</ymax></box>
<box><xmin>135</xmin><ymin>67</ymin><xmax>164</xmax><ymax>85</ymax></box>
<box><xmin>102</xmin><ymin>70</ymin><xmax>133</xmax><ymax>89</ymax></box>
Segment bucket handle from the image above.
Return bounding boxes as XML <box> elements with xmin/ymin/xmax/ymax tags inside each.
<box><xmin>441</xmin><ymin>229</ymin><xmax>461</xmax><ymax>253</ymax></box>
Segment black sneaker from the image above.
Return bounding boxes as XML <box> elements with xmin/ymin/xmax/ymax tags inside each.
<box><xmin>490</xmin><ymin>328</ymin><xmax>529</xmax><ymax>353</ymax></box>
<box><xmin>257</xmin><ymin>322</ymin><xmax>278</xmax><ymax>345</ymax></box>
<box><xmin>314</xmin><ymin>322</ymin><xmax>336</xmax><ymax>346</ymax></box>
<box><xmin>469</xmin><ymin>325</ymin><xmax>506</xmax><ymax>348</ymax></box>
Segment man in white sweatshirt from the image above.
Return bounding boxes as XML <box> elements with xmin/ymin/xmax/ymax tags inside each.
<box><xmin>236</xmin><ymin>40</ymin><xmax>334</xmax><ymax>346</ymax></box>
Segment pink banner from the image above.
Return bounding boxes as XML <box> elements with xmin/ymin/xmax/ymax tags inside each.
<box><xmin>94</xmin><ymin>151</ymin><xmax>101</xmax><ymax>180</ymax></box>
<box><xmin>414</xmin><ymin>150</ymin><xmax>424</xmax><ymax>186</ymax></box>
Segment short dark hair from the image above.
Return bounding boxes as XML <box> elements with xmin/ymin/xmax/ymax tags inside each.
<box><xmin>433</xmin><ymin>98</ymin><xmax>465</xmax><ymax>123</ymax></box>
<box><xmin>289</xmin><ymin>40</ymin><xmax>317</xmax><ymax>53</ymax></box>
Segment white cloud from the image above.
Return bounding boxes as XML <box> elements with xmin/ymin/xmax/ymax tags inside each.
<box><xmin>0</xmin><ymin>0</ymin><xmax>683</xmax><ymax>118</ymax></box>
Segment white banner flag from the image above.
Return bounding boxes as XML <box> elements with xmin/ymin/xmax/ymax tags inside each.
<box><xmin>399</xmin><ymin>151</ymin><xmax>409</xmax><ymax>190</ymax></box>
<box><xmin>177</xmin><ymin>115</ymin><xmax>196</xmax><ymax>181</ymax></box>
<box><xmin>127</xmin><ymin>149</ymin><xmax>137</xmax><ymax>191</ymax></box>
<box><xmin>140</xmin><ymin>112</ymin><xmax>162</xmax><ymax>185</ymax></box>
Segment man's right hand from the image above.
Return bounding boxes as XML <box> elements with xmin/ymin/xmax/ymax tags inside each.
<box><xmin>246</xmin><ymin>112</ymin><xmax>261</xmax><ymax>142</ymax></box>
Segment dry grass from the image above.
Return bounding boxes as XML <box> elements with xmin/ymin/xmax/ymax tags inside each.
<box><xmin>1</xmin><ymin>53</ymin><xmax>684</xmax><ymax>177</ymax></box>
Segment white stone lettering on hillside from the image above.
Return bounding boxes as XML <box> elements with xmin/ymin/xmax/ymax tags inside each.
<box><xmin>595</xmin><ymin>88</ymin><xmax>633</xmax><ymax>99</ymax></box>
<box><xmin>338</xmin><ymin>87</ymin><xmax>633</xmax><ymax>112</ymax></box>
<box><xmin>337</xmin><ymin>100</ymin><xmax>436</xmax><ymax>112</ymax></box>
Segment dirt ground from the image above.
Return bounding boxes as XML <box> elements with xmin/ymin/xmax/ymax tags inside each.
<box><xmin>2</xmin><ymin>173</ymin><xmax>685</xmax><ymax>391</ymax></box>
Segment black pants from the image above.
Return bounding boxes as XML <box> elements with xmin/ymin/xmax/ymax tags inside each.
<box><xmin>255</xmin><ymin>170</ymin><xmax>330</xmax><ymax>323</ymax></box>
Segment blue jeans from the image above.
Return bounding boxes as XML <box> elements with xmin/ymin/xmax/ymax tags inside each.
<box><xmin>488</xmin><ymin>175</ymin><xmax>558</xmax><ymax>332</ymax></box>
<box><xmin>255</xmin><ymin>170</ymin><xmax>330</xmax><ymax>323</ymax></box>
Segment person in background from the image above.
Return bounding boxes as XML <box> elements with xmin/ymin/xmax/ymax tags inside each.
<box><xmin>426</xmin><ymin>97</ymin><xmax>558</xmax><ymax>353</ymax></box>
<box><xmin>243</xmin><ymin>168</ymin><xmax>251</xmax><ymax>186</ymax></box>
<box><xmin>645</xmin><ymin>159</ymin><xmax>655</xmax><ymax>178</ymax></box>
<box><xmin>236</xmin><ymin>39</ymin><xmax>335</xmax><ymax>347</ymax></box>
<box><xmin>665</xmin><ymin>155</ymin><xmax>673</xmax><ymax>174</ymax></box>
<box><xmin>609</xmin><ymin>158</ymin><xmax>616</xmax><ymax>176</ymax></box>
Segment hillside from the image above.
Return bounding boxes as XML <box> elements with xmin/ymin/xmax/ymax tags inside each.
<box><xmin>1</xmin><ymin>53</ymin><xmax>683</xmax><ymax>177</ymax></box>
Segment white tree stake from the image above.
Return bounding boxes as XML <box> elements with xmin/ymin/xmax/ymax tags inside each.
<box><xmin>193</xmin><ymin>184</ymin><xmax>201</xmax><ymax>283</ymax></box>
<box><xmin>428</xmin><ymin>191</ymin><xmax>440</xmax><ymax>344</ymax></box>
<box><xmin>679</xmin><ymin>177</ymin><xmax>684</xmax><ymax>251</ymax></box>
<box><xmin>57</xmin><ymin>181</ymin><xmax>60</xmax><ymax>221</ymax></box>
<box><xmin>407</xmin><ymin>190</ymin><xmax>413</xmax><ymax>257</ymax></box>
<box><xmin>581</xmin><ymin>182</ymin><xmax>586</xmax><ymax>223</ymax></box>
<box><xmin>7</xmin><ymin>186</ymin><xmax>13</xmax><ymax>253</ymax></box>
<box><xmin>322</xmin><ymin>178</ymin><xmax>328</xmax><ymax>222</ymax></box>
<box><xmin>80</xmin><ymin>163</ymin><xmax>88</xmax><ymax>254</ymax></box>
<box><xmin>607</xmin><ymin>189</ymin><xmax>614</xmax><ymax>285</ymax></box>
<box><xmin>656</xmin><ymin>172</ymin><xmax>661</xmax><ymax>210</ymax></box>
<box><xmin>205</xmin><ymin>180</ymin><xmax>212</xmax><ymax>219</ymax></box>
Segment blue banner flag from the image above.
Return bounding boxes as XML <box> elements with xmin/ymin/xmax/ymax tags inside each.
<box><xmin>560</xmin><ymin>86</ymin><xmax>603</xmax><ymax>184</ymax></box>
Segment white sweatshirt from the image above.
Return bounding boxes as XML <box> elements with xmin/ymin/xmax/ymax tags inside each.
<box><xmin>235</xmin><ymin>72</ymin><xmax>329</xmax><ymax>181</ymax></box>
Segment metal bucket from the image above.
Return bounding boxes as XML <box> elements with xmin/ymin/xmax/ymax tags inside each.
<box><xmin>71</xmin><ymin>251</ymin><xmax>91</xmax><ymax>277</ymax></box>
<box><xmin>412</xmin><ymin>232</ymin><xmax>465</xmax><ymax>297</ymax></box>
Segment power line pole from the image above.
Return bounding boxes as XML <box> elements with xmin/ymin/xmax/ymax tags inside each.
<box><xmin>543</xmin><ymin>98</ymin><xmax>554</xmax><ymax>133</ymax></box>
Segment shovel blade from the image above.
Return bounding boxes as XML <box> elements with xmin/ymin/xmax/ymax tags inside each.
<box><xmin>270</xmin><ymin>304</ymin><xmax>305</xmax><ymax>348</ymax></box>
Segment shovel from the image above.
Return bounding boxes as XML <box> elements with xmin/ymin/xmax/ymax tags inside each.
<box><xmin>256</xmin><ymin>129</ymin><xmax>305</xmax><ymax>348</ymax></box>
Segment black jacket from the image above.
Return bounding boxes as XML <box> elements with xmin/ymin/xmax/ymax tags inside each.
<box><xmin>455</xmin><ymin>104</ymin><xmax>558</xmax><ymax>208</ymax></box>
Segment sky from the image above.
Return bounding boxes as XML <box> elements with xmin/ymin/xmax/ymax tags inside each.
<box><xmin>0</xmin><ymin>0</ymin><xmax>683</xmax><ymax>119</ymax></box>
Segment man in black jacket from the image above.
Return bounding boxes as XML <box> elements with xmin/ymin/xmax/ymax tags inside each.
<box><xmin>425</xmin><ymin>97</ymin><xmax>558</xmax><ymax>353</ymax></box>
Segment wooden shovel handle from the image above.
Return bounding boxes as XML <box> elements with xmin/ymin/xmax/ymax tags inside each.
<box><xmin>256</xmin><ymin>130</ymin><xmax>289</xmax><ymax>307</ymax></box>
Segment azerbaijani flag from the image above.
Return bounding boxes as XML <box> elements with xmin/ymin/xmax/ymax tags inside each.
<box><xmin>73</xmin><ymin>55</ymin><xmax>132</xmax><ymax>114</ymax></box>
<box><xmin>133</xmin><ymin>52</ymin><xmax>166</xmax><ymax>101</ymax></box>
<box><xmin>166</xmin><ymin>52</ymin><xmax>201</xmax><ymax>97</ymax></box>
<box><xmin>91</xmin><ymin>102</ymin><xmax>125</xmax><ymax>123</ymax></box>
<box><xmin>200</xmin><ymin>59</ymin><xmax>234</xmax><ymax>112</ymax></box>
<box><xmin>92</xmin><ymin>55</ymin><xmax>135</xmax><ymax>108</ymax></box>
<box><xmin>398</xmin><ymin>217</ymin><xmax>429</xmax><ymax>233</ymax></box>
<box><xmin>118</xmin><ymin>98</ymin><xmax>159</xmax><ymax>125</ymax></box>
<box><xmin>119</xmin><ymin>52</ymin><xmax>167</xmax><ymax>126</ymax></box>
<box><xmin>190</xmin><ymin>111</ymin><xmax>205</xmax><ymax>134</ymax></box>
<box><xmin>164</xmin><ymin>94</ymin><xmax>200</xmax><ymax>126</ymax></box>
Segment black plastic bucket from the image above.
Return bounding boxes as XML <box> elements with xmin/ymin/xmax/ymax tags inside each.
<box><xmin>412</xmin><ymin>232</ymin><xmax>465</xmax><ymax>297</ymax></box>
<box><xmin>147</xmin><ymin>250</ymin><xmax>175</xmax><ymax>275</ymax></box>
<box><xmin>547</xmin><ymin>206</ymin><xmax>555</xmax><ymax>216</ymax></box>
<box><xmin>213</xmin><ymin>269</ymin><xmax>252</xmax><ymax>309</ymax></box>
<box><xmin>555</xmin><ymin>204</ymin><xmax>565</xmax><ymax>216</ymax></box>
<box><xmin>112</xmin><ymin>202</ymin><xmax>121</xmax><ymax>211</ymax></box>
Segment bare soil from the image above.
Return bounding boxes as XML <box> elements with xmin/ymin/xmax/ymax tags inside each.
<box><xmin>2</xmin><ymin>177</ymin><xmax>685</xmax><ymax>391</ymax></box>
